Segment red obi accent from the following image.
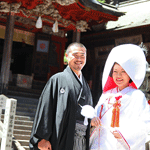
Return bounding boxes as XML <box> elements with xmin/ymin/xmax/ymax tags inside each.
<box><xmin>111</xmin><ymin>96</ymin><xmax>122</xmax><ymax>128</ymax></box>
<box><xmin>115</xmin><ymin>95</ymin><xmax>122</xmax><ymax>101</ymax></box>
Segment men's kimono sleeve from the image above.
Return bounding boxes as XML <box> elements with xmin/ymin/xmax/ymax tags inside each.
<box><xmin>29</xmin><ymin>78</ymin><xmax>58</xmax><ymax>149</ymax></box>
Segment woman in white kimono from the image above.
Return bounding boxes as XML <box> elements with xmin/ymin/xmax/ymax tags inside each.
<box><xmin>90</xmin><ymin>44</ymin><xmax>150</xmax><ymax>150</ymax></box>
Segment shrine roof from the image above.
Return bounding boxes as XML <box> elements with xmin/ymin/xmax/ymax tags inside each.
<box><xmin>0</xmin><ymin>0</ymin><xmax>124</xmax><ymax>33</ymax></box>
<box><xmin>106</xmin><ymin>0</ymin><xmax>150</xmax><ymax>30</ymax></box>
<box><xmin>79</xmin><ymin>0</ymin><xmax>124</xmax><ymax>17</ymax></box>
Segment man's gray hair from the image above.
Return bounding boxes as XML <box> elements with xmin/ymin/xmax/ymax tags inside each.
<box><xmin>66</xmin><ymin>42</ymin><xmax>87</xmax><ymax>55</ymax></box>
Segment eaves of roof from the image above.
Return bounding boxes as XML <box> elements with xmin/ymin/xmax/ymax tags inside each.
<box><xmin>79</xmin><ymin>0</ymin><xmax>125</xmax><ymax>17</ymax></box>
<box><xmin>106</xmin><ymin>0</ymin><xmax>150</xmax><ymax>30</ymax></box>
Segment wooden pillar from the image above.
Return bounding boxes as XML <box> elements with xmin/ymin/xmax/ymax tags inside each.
<box><xmin>1</xmin><ymin>12</ymin><xmax>15</xmax><ymax>92</ymax></box>
<box><xmin>72</xmin><ymin>30</ymin><xmax>76</xmax><ymax>42</ymax></box>
<box><xmin>72</xmin><ymin>29</ymin><xmax>81</xmax><ymax>42</ymax></box>
<box><xmin>76</xmin><ymin>30</ymin><xmax>81</xmax><ymax>42</ymax></box>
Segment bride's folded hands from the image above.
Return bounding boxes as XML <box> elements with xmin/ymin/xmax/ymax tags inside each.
<box><xmin>111</xmin><ymin>130</ymin><xmax>122</xmax><ymax>139</ymax></box>
<box><xmin>91</xmin><ymin>117</ymin><xmax>101</xmax><ymax>127</ymax></box>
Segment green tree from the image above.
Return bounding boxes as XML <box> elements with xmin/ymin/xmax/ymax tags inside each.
<box><xmin>97</xmin><ymin>0</ymin><xmax>105</xmax><ymax>3</ymax></box>
<box><xmin>64</xmin><ymin>50</ymin><xmax>68</xmax><ymax>65</ymax></box>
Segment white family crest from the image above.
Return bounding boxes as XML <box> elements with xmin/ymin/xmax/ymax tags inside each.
<box><xmin>60</xmin><ymin>88</ymin><xmax>65</xmax><ymax>94</ymax></box>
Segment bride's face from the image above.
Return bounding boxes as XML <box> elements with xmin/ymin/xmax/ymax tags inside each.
<box><xmin>112</xmin><ymin>63</ymin><xmax>130</xmax><ymax>91</ymax></box>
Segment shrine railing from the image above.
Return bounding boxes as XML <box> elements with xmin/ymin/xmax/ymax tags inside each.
<box><xmin>0</xmin><ymin>94</ymin><xmax>17</xmax><ymax>150</ymax></box>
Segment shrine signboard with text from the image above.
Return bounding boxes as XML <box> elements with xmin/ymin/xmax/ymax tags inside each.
<box><xmin>0</xmin><ymin>95</ymin><xmax>17</xmax><ymax>150</ymax></box>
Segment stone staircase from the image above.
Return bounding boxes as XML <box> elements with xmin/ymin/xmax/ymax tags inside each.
<box><xmin>1</xmin><ymin>80</ymin><xmax>46</xmax><ymax>150</ymax></box>
<box><xmin>6</xmin><ymin>96</ymin><xmax>40</xmax><ymax>150</ymax></box>
<box><xmin>1</xmin><ymin>114</ymin><xmax>34</xmax><ymax>150</ymax></box>
<box><xmin>7</xmin><ymin>79</ymin><xmax>46</xmax><ymax>99</ymax></box>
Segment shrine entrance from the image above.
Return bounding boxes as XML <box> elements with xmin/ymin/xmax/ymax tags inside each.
<box><xmin>0</xmin><ymin>38</ymin><xmax>34</xmax><ymax>76</ymax></box>
<box><xmin>10</xmin><ymin>42</ymin><xmax>33</xmax><ymax>76</ymax></box>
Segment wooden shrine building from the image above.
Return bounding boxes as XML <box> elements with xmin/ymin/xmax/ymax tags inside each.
<box><xmin>0</xmin><ymin>0</ymin><xmax>123</xmax><ymax>99</ymax></box>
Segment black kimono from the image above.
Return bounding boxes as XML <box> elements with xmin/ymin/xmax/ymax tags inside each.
<box><xmin>29</xmin><ymin>66</ymin><xmax>93</xmax><ymax>150</ymax></box>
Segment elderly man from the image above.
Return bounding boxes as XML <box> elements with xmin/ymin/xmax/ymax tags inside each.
<box><xmin>29</xmin><ymin>42</ymin><xmax>93</xmax><ymax>150</ymax></box>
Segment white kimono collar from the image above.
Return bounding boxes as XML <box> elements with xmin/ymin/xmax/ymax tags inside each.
<box><xmin>116</xmin><ymin>86</ymin><xmax>135</xmax><ymax>95</ymax></box>
<box><xmin>74</xmin><ymin>72</ymin><xmax>83</xmax><ymax>84</ymax></box>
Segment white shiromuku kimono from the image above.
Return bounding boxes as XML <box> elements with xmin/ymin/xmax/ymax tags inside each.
<box><xmin>90</xmin><ymin>86</ymin><xmax>150</xmax><ymax>150</ymax></box>
<box><xmin>90</xmin><ymin>44</ymin><xmax>150</xmax><ymax>150</ymax></box>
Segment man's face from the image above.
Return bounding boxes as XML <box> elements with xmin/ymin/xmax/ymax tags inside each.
<box><xmin>66</xmin><ymin>46</ymin><xmax>86</xmax><ymax>76</ymax></box>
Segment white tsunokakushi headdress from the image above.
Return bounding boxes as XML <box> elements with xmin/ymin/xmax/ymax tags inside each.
<box><xmin>102</xmin><ymin>44</ymin><xmax>147</xmax><ymax>92</ymax></box>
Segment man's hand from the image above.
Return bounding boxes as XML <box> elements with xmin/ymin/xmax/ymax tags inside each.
<box><xmin>38</xmin><ymin>139</ymin><xmax>52</xmax><ymax>150</ymax></box>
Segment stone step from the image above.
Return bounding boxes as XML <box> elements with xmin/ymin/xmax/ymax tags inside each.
<box><xmin>7</xmin><ymin>79</ymin><xmax>46</xmax><ymax>100</ymax></box>
<box><xmin>9</xmin><ymin>80</ymin><xmax>46</xmax><ymax>91</ymax></box>
<box><xmin>14</xmin><ymin>134</ymin><xmax>30</xmax><ymax>141</ymax></box>
<box><xmin>14</xmin><ymin>124</ymin><xmax>32</xmax><ymax>131</ymax></box>
<box><xmin>8</xmin><ymin>85</ymin><xmax>42</xmax><ymax>95</ymax></box>
<box><xmin>17</xmin><ymin>103</ymin><xmax>38</xmax><ymax>109</ymax></box>
<box><xmin>23</xmin><ymin>146</ymin><xmax>30</xmax><ymax>150</ymax></box>
<box><xmin>1</xmin><ymin>114</ymin><xmax>33</xmax><ymax>121</ymax></box>
<box><xmin>6</xmin><ymin>95</ymin><xmax>39</xmax><ymax>106</ymax></box>
<box><xmin>18</xmin><ymin>140</ymin><xmax>30</xmax><ymax>147</ymax></box>
<box><xmin>1</xmin><ymin>119</ymin><xmax>33</xmax><ymax>126</ymax></box>
<box><xmin>32</xmin><ymin>83</ymin><xmax>45</xmax><ymax>90</ymax></box>
<box><xmin>32</xmin><ymin>80</ymin><xmax>46</xmax><ymax>86</ymax></box>
<box><xmin>14</xmin><ymin>120</ymin><xmax>33</xmax><ymax>126</ymax></box>
<box><xmin>16</xmin><ymin>111</ymin><xmax>35</xmax><ymax>120</ymax></box>
<box><xmin>16</xmin><ymin>106</ymin><xmax>37</xmax><ymax>114</ymax></box>
<box><xmin>15</xmin><ymin>115</ymin><xmax>34</xmax><ymax>121</ymax></box>
<box><xmin>7</xmin><ymin>90</ymin><xmax>40</xmax><ymax>99</ymax></box>
<box><xmin>13</xmin><ymin>129</ymin><xmax>31</xmax><ymax>135</ymax></box>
